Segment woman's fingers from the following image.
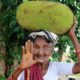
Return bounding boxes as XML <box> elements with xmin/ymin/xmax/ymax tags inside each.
<box><xmin>28</xmin><ymin>40</ymin><xmax>31</xmax><ymax>53</ymax></box>
<box><xmin>25</xmin><ymin>40</ymin><xmax>30</xmax><ymax>54</ymax></box>
<box><xmin>25</xmin><ymin>40</ymin><xmax>33</xmax><ymax>57</ymax></box>
<box><xmin>72</xmin><ymin>19</ymin><xmax>76</xmax><ymax>32</ymax></box>
<box><xmin>31</xmin><ymin>41</ymin><xmax>33</xmax><ymax>54</ymax></box>
<box><xmin>73</xmin><ymin>17</ymin><xmax>76</xmax><ymax>28</ymax></box>
<box><xmin>68</xmin><ymin>17</ymin><xmax>77</xmax><ymax>35</ymax></box>
<box><xmin>71</xmin><ymin>16</ymin><xmax>76</xmax><ymax>29</ymax></box>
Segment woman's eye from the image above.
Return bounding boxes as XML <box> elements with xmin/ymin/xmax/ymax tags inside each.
<box><xmin>44</xmin><ymin>46</ymin><xmax>50</xmax><ymax>49</ymax></box>
<box><xmin>33</xmin><ymin>45</ymin><xmax>39</xmax><ymax>49</ymax></box>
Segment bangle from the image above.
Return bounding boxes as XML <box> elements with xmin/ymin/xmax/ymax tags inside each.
<box><xmin>76</xmin><ymin>50</ymin><xmax>80</xmax><ymax>54</ymax></box>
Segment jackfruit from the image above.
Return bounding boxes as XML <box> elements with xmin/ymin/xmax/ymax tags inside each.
<box><xmin>16</xmin><ymin>1</ymin><xmax>74</xmax><ymax>34</ymax></box>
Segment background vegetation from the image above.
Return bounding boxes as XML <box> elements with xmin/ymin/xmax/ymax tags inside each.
<box><xmin>0</xmin><ymin>0</ymin><xmax>80</xmax><ymax>79</ymax></box>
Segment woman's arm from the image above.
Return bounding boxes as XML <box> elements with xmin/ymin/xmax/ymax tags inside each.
<box><xmin>68</xmin><ymin>24</ymin><xmax>80</xmax><ymax>53</ymax></box>
<box><xmin>68</xmin><ymin>17</ymin><xmax>80</xmax><ymax>74</ymax></box>
<box><xmin>7</xmin><ymin>65</ymin><xmax>23</xmax><ymax>80</ymax></box>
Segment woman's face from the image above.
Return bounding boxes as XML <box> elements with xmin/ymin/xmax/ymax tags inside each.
<box><xmin>33</xmin><ymin>37</ymin><xmax>52</xmax><ymax>63</ymax></box>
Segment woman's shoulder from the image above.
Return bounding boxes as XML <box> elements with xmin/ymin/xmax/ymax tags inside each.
<box><xmin>49</xmin><ymin>61</ymin><xmax>74</xmax><ymax>69</ymax></box>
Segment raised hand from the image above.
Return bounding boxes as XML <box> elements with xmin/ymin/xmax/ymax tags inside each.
<box><xmin>68</xmin><ymin>17</ymin><xmax>76</xmax><ymax>35</ymax></box>
<box><xmin>19</xmin><ymin>40</ymin><xmax>43</xmax><ymax>69</ymax></box>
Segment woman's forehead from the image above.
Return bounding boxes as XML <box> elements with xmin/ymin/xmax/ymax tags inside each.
<box><xmin>34</xmin><ymin>36</ymin><xmax>49</xmax><ymax>43</ymax></box>
<box><xmin>33</xmin><ymin>37</ymin><xmax>52</xmax><ymax>46</ymax></box>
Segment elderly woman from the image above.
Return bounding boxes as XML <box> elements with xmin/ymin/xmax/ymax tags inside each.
<box><xmin>8</xmin><ymin>22</ymin><xmax>80</xmax><ymax>80</ymax></box>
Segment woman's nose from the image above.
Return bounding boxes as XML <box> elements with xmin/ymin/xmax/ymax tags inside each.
<box><xmin>39</xmin><ymin>48</ymin><xmax>44</xmax><ymax>56</ymax></box>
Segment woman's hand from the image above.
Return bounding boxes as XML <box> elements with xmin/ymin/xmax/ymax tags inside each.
<box><xmin>68</xmin><ymin>17</ymin><xmax>76</xmax><ymax>36</ymax></box>
<box><xmin>19</xmin><ymin>40</ymin><xmax>43</xmax><ymax>69</ymax></box>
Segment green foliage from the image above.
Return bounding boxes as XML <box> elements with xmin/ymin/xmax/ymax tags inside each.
<box><xmin>0</xmin><ymin>76</ymin><xmax>6</xmax><ymax>80</ymax></box>
<box><xmin>0</xmin><ymin>0</ymin><xmax>2</xmax><ymax>9</ymax></box>
<box><xmin>0</xmin><ymin>0</ymin><xmax>80</xmax><ymax>79</ymax></box>
<box><xmin>0</xmin><ymin>0</ymin><xmax>25</xmax><ymax>77</ymax></box>
<box><xmin>0</xmin><ymin>54</ymin><xmax>5</xmax><ymax>60</ymax></box>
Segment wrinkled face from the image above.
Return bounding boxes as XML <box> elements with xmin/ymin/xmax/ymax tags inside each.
<box><xmin>33</xmin><ymin>37</ymin><xmax>52</xmax><ymax>63</ymax></box>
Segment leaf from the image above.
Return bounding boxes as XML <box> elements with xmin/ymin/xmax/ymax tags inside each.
<box><xmin>1</xmin><ymin>0</ymin><xmax>19</xmax><ymax>9</ymax></box>
<box><xmin>0</xmin><ymin>54</ymin><xmax>5</xmax><ymax>60</ymax></box>
<box><xmin>0</xmin><ymin>1</ymin><xmax>3</xmax><ymax>9</ymax></box>
<box><xmin>69</xmin><ymin>0</ymin><xmax>75</xmax><ymax>5</ymax></box>
<box><xmin>0</xmin><ymin>76</ymin><xmax>6</xmax><ymax>80</ymax></box>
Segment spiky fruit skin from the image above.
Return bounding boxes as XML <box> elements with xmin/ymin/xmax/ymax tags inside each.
<box><xmin>16</xmin><ymin>1</ymin><xmax>74</xmax><ymax>34</ymax></box>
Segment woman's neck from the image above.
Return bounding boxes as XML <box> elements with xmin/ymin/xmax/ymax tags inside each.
<box><xmin>38</xmin><ymin>62</ymin><xmax>49</xmax><ymax>76</ymax></box>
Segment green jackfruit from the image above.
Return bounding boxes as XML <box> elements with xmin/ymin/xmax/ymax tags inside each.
<box><xmin>16</xmin><ymin>1</ymin><xmax>74</xmax><ymax>34</ymax></box>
